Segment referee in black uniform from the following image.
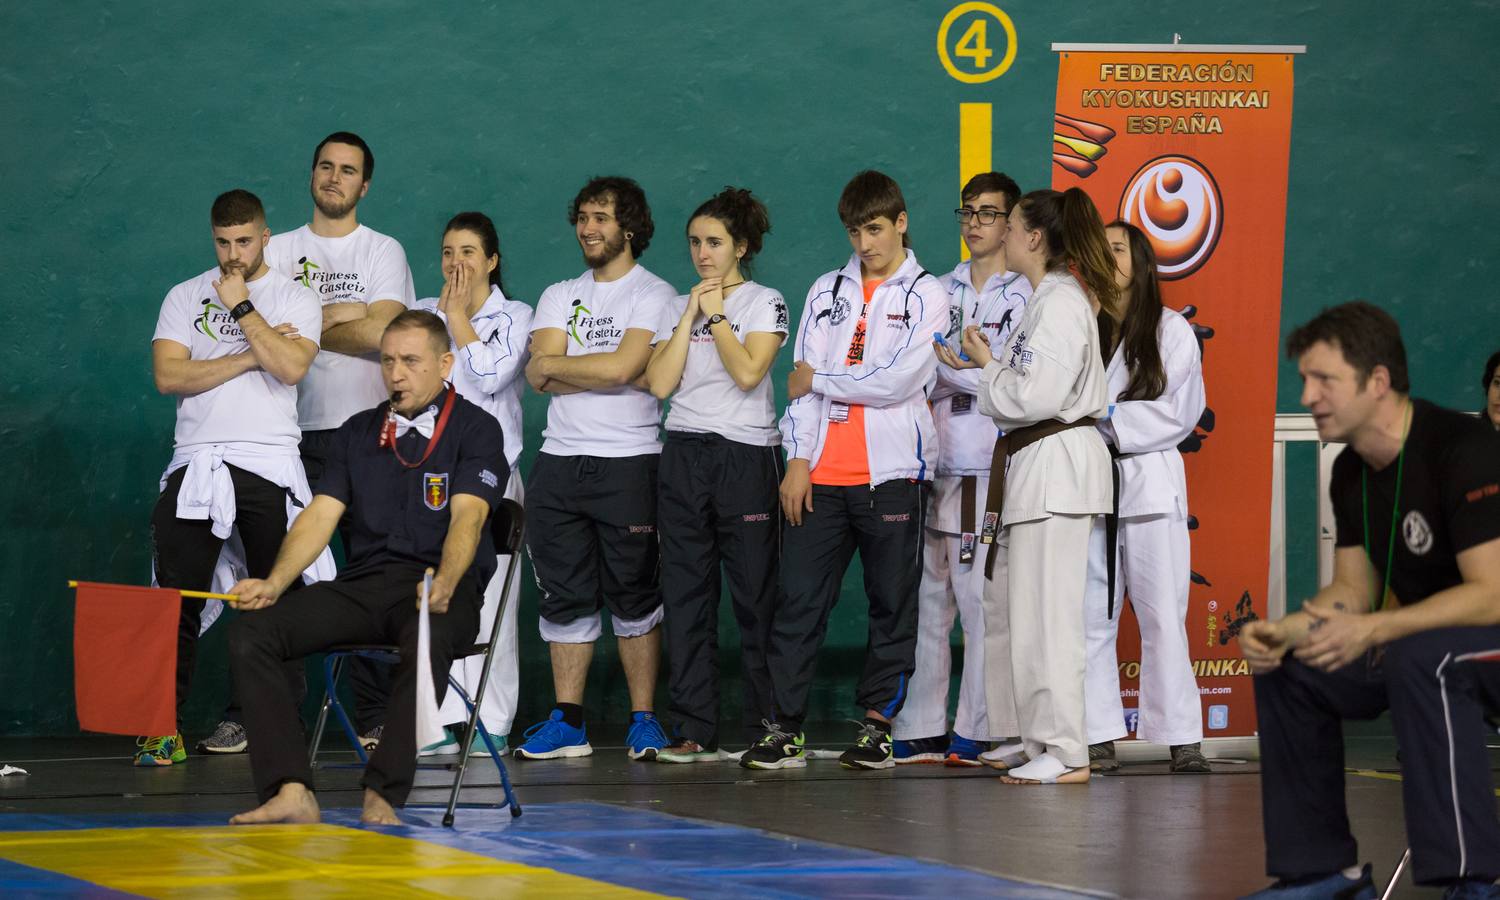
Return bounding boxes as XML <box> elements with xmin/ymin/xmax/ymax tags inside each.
<box><xmin>1240</xmin><ymin>303</ymin><xmax>1500</xmax><ymax>899</ymax></box>
<box><xmin>225</xmin><ymin>310</ymin><xmax>506</xmax><ymax>826</ymax></box>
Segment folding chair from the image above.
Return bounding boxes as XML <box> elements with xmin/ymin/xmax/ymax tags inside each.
<box><xmin>308</xmin><ymin>497</ymin><xmax>524</xmax><ymax>824</ymax></box>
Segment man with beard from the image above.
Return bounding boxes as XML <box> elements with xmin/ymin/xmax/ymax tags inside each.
<box><xmin>255</xmin><ymin>132</ymin><xmax>416</xmax><ymax>756</ymax></box>
<box><xmin>516</xmin><ymin>176</ymin><xmax>676</xmax><ymax>761</ymax></box>
<box><xmin>143</xmin><ymin>189</ymin><xmax>322</xmax><ymax>766</ymax></box>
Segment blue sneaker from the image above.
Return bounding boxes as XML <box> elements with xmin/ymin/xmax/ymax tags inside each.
<box><xmin>893</xmin><ymin>735</ymin><xmax>947</xmax><ymax>764</ymax></box>
<box><xmin>1445</xmin><ymin>881</ymin><xmax>1500</xmax><ymax>899</ymax></box>
<box><xmin>1239</xmin><ymin>864</ymin><xmax>1374</xmax><ymax>899</ymax></box>
<box><xmin>626</xmin><ymin>711</ymin><xmax>669</xmax><ymax>761</ymax></box>
<box><xmin>513</xmin><ymin>710</ymin><xmax>592</xmax><ymax>760</ymax></box>
<box><xmin>944</xmin><ymin>735</ymin><xmax>990</xmax><ymax>767</ymax></box>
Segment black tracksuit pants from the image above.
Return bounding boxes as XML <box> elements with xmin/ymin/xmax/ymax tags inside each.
<box><xmin>302</xmin><ymin>427</ymin><xmax>390</xmax><ymax>735</ymax></box>
<box><xmin>658</xmin><ymin>432</ymin><xmax>781</xmax><ymax>749</ymax></box>
<box><xmin>766</xmin><ymin>479</ymin><xmax>926</xmax><ymax>733</ymax></box>
<box><xmin>228</xmin><ymin>564</ymin><xmax>480</xmax><ymax>807</ymax></box>
<box><xmin>150</xmin><ymin>464</ymin><xmax>304</xmax><ymax>728</ymax></box>
<box><xmin>1255</xmin><ymin>626</ymin><xmax>1500</xmax><ymax>885</ymax></box>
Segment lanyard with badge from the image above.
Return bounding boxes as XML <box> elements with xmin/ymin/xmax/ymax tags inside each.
<box><xmin>1359</xmin><ymin>399</ymin><xmax>1410</xmax><ymax>672</ymax></box>
<box><xmin>379</xmin><ymin>384</ymin><xmax>458</xmax><ymax>468</ymax></box>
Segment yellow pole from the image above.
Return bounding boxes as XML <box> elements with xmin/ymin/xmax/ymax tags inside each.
<box><xmin>958</xmin><ymin>102</ymin><xmax>993</xmax><ymax>261</ymax></box>
<box><xmin>68</xmin><ymin>580</ymin><xmax>240</xmax><ymax>603</ymax></box>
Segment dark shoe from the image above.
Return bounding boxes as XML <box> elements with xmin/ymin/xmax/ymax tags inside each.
<box><xmin>1089</xmin><ymin>741</ymin><xmax>1120</xmax><ymax>773</ymax></box>
<box><xmin>1169</xmin><ymin>742</ymin><xmax>1212</xmax><ymax>774</ymax></box>
<box><xmin>838</xmin><ymin>720</ymin><xmax>894</xmax><ymax>770</ymax></box>
<box><xmin>1238</xmin><ymin>864</ymin><xmax>1374</xmax><ymax>899</ymax></box>
<box><xmin>1443</xmin><ymin>879</ymin><xmax>1500</xmax><ymax>899</ymax></box>
<box><xmin>739</xmin><ymin>721</ymin><xmax>807</xmax><ymax>770</ymax></box>
<box><xmin>893</xmin><ymin>735</ymin><xmax>947</xmax><ymax>764</ymax></box>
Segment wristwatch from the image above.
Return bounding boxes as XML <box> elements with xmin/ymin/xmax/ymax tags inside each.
<box><xmin>229</xmin><ymin>300</ymin><xmax>256</xmax><ymax>321</ymax></box>
<box><xmin>706</xmin><ymin>313</ymin><xmax>727</xmax><ymax>327</ymax></box>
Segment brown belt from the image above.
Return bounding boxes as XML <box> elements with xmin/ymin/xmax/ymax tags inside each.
<box><xmin>959</xmin><ymin>475</ymin><xmax>978</xmax><ymax>564</ymax></box>
<box><xmin>982</xmin><ymin>417</ymin><xmax>1100</xmax><ymax>579</ymax></box>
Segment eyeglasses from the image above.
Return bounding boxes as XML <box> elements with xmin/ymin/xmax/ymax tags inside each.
<box><xmin>955</xmin><ymin>208</ymin><xmax>1009</xmax><ymax>226</ymax></box>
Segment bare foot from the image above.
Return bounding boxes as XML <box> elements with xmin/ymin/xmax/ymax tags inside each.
<box><xmin>360</xmin><ymin>787</ymin><xmax>402</xmax><ymax>825</ymax></box>
<box><xmin>230</xmin><ymin>782</ymin><xmax>321</xmax><ymax>824</ymax></box>
<box><xmin>1001</xmin><ymin>767</ymin><xmax>1091</xmax><ymax>785</ymax></box>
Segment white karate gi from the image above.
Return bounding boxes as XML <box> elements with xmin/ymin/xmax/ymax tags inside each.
<box><xmin>893</xmin><ymin>264</ymin><xmax>1028</xmax><ymax>742</ymax></box>
<box><xmin>1083</xmin><ymin>308</ymin><xmax>1206</xmax><ymax>746</ymax></box>
<box><xmin>976</xmin><ymin>270</ymin><xmax>1110</xmax><ymax>769</ymax></box>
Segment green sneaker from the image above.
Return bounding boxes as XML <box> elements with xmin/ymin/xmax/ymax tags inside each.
<box><xmin>418</xmin><ymin>728</ymin><xmax>459</xmax><ymax>757</ymax></box>
<box><xmin>468</xmin><ymin>729</ymin><xmax>509</xmax><ymax>758</ymax></box>
<box><xmin>739</xmin><ymin>721</ymin><xmax>807</xmax><ymax>770</ymax></box>
<box><xmin>134</xmin><ymin>733</ymin><xmax>186</xmax><ymax>767</ymax></box>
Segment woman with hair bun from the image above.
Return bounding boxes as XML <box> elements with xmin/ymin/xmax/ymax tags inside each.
<box><xmin>644</xmin><ymin>187</ymin><xmax>789</xmax><ymax>763</ymax></box>
<box><xmin>960</xmin><ymin>187</ymin><xmax>1117</xmax><ymax>784</ymax></box>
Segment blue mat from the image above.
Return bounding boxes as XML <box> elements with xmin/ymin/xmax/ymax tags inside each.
<box><xmin>0</xmin><ymin>802</ymin><xmax>1097</xmax><ymax>898</ymax></box>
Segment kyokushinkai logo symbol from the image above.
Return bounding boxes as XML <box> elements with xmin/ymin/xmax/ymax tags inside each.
<box><xmin>295</xmin><ymin>256</ymin><xmax>321</xmax><ymax>288</ymax></box>
<box><xmin>1119</xmin><ymin>155</ymin><xmax>1224</xmax><ymax>281</ymax></box>
<box><xmin>567</xmin><ymin>298</ymin><xmax>592</xmax><ymax>344</ymax></box>
<box><xmin>196</xmin><ymin>297</ymin><xmax>226</xmax><ymax>341</ymax></box>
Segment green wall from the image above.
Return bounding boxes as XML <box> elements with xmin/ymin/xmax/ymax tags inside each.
<box><xmin>3</xmin><ymin>1</ymin><xmax>1496</xmax><ymax>735</ymax></box>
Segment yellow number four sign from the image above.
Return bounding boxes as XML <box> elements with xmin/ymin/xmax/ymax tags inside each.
<box><xmin>937</xmin><ymin>2</ymin><xmax>1017</xmax><ymax>83</ymax></box>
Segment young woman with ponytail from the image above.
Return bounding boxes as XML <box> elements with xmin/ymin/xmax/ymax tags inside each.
<box><xmin>414</xmin><ymin>211</ymin><xmax>533</xmax><ymax>756</ymax></box>
<box><xmin>959</xmin><ymin>187</ymin><xmax>1115</xmax><ymax>784</ymax></box>
<box><xmin>644</xmin><ymin>188</ymin><xmax>788</xmax><ymax>762</ymax></box>
<box><xmin>1082</xmin><ymin>222</ymin><xmax>1210</xmax><ymax>774</ymax></box>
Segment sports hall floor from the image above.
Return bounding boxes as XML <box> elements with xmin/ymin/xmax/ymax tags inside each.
<box><xmin>0</xmin><ymin>723</ymin><xmax>1434</xmax><ymax>898</ymax></box>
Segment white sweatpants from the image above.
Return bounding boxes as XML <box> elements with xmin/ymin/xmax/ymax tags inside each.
<box><xmin>1083</xmin><ymin>513</ymin><xmax>1203</xmax><ymax>746</ymax></box>
<box><xmin>891</xmin><ymin>525</ymin><xmax>998</xmax><ymax>741</ymax></box>
<box><xmin>996</xmin><ymin>513</ymin><xmax>1093</xmax><ymax>769</ymax></box>
<box><xmin>435</xmin><ymin>474</ymin><xmax>522</xmax><ymax>736</ymax></box>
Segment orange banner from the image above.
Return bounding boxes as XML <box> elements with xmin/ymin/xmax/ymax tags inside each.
<box><xmin>1052</xmin><ymin>49</ymin><xmax>1298</xmax><ymax>738</ymax></box>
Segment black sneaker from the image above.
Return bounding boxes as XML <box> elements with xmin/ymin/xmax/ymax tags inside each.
<box><xmin>739</xmin><ymin>721</ymin><xmax>807</xmax><ymax>770</ymax></box>
<box><xmin>359</xmin><ymin>724</ymin><xmax>384</xmax><ymax>752</ymax></box>
<box><xmin>1169</xmin><ymin>742</ymin><xmax>1212</xmax><ymax>774</ymax></box>
<box><xmin>1089</xmin><ymin>741</ymin><xmax>1120</xmax><ymax>773</ymax></box>
<box><xmin>839</xmin><ymin>720</ymin><xmax>894</xmax><ymax>770</ymax></box>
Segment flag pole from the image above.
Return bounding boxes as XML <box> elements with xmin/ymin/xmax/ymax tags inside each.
<box><xmin>68</xmin><ymin>581</ymin><xmax>240</xmax><ymax>603</ymax></box>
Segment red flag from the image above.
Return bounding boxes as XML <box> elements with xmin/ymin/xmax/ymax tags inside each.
<box><xmin>73</xmin><ymin>582</ymin><xmax>180</xmax><ymax>736</ymax></box>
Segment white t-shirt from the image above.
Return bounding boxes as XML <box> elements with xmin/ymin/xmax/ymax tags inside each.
<box><xmin>657</xmin><ymin>281</ymin><xmax>788</xmax><ymax>446</ymax></box>
<box><xmin>153</xmin><ymin>267</ymin><xmax>323</xmax><ymax>452</ymax></box>
<box><xmin>265</xmin><ymin>224</ymin><xmax>415</xmax><ymax>431</ymax></box>
<box><xmin>532</xmin><ymin>264</ymin><xmax>675</xmax><ymax>457</ymax></box>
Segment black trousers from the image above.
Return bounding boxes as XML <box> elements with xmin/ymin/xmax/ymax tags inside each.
<box><xmin>303</xmin><ymin>427</ymin><xmax>389</xmax><ymax>734</ymax></box>
<box><xmin>658</xmin><ymin>432</ymin><xmax>782</xmax><ymax>749</ymax></box>
<box><xmin>525</xmin><ymin>452</ymin><xmax>661</xmax><ymax>624</ymax></box>
<box><xmin>766</xmin><ymin>479</ymin><xmax>926</xmax><ymax>732</ymax></box>
<box><xmin>1256</xmin><ymin>626</ymin><xmax>1500</xmax><ymax>885</ymax></box>
<box><xmin>150</xmin><ymin>464</ymin><xmax>303</xmax><ymax>728</ymax></box>
<box><xmin>228</xmin><ymin>565</ymin><xmax>480</xmax><ymax>807</ymax></box>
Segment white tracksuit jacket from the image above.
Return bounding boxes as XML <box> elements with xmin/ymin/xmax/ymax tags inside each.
<box><xmin>779</xmin><ymin>250</ymin><xmax>948</xmax><ymax>485</ymax></box>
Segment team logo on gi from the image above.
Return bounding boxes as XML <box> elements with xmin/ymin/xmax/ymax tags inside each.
<box><xmin>828</xmin><ymin>294</ymin><xmax>851</xmax><ymax>327</ymax></box>
<box><xmin>1402</xmin><ymin>510</ymin><xmax>1433</xmax><ymax>556</ymax></box>
<box><xmin>423</xmin><ymin>472</ymin><xmax>449</xmax><ymax>511</ymax></box>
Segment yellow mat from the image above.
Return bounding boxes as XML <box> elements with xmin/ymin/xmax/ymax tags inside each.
<box><xmin>0</xmin><ymin>824</ymin><xmax>672</xmax><ymax>898</ymax></box>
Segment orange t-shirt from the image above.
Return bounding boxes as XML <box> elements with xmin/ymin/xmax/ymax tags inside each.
<box><xmin>810</xmin><ymin>278</ymin><xmax>883</xmax><ymax>486</ymax></box>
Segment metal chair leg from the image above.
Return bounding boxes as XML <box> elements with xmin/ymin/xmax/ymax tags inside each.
<box><xmin>308</xmin><ymin>654</ymin><xmax>344</xmax><ymax>767</ymax></box>
<box><xmin>1380</xmin><ymin>847</ymin><xmax>1411</xmax><ymax>900</ymax></box>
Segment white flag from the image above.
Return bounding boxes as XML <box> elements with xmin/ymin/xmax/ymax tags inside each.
<box><xmin>415</xmin><ymin>571</ymin><xmax>447</xmax><ymax>749</ymax></box>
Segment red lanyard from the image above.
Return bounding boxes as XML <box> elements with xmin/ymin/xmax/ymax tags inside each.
<box><xmin>381</xmin><ymin>386</ymin><xmax>457</xmax><ymax>468</ymax></box>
